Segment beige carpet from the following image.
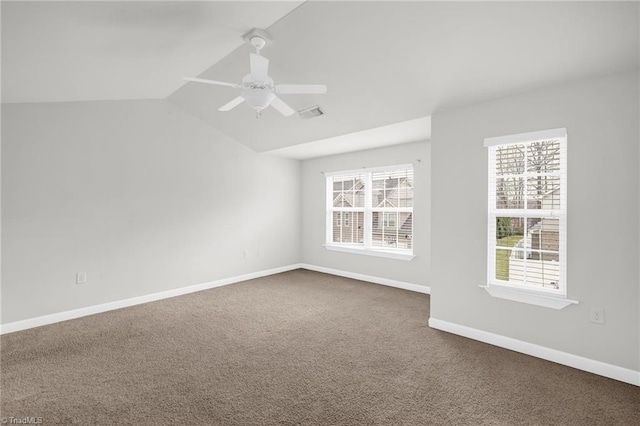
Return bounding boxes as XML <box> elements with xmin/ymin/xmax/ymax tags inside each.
<box><xmin>1</xmin><ymin>269</ymin><xmax>639</xmax><ymax>425</ymax></box>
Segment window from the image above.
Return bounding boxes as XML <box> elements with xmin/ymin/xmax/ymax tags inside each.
<box><xmin>335</xmin><ymin>212</ymin><xmax>350</xmax><ymax>227</ymax></box>
<box><xmin>483</xmin><ymin>128</ymin><xmax>576</xmax><ymax>309</ymax></box>
<box><xmin>383</xmin><ymin>213</ymin><xmax>396</xmax><ymax>227</ymax></box>
<box><xmin>325</xmin><ymin>165</ymin><xmax>414</xmax><ymax>260</ymax></box>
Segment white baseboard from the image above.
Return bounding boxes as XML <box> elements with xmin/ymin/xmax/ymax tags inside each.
<box><xmin>0</xmin><ymin>264</ymin><xmax>302</xmax><ymax>335</ymax></box>
<box><xmin>299</xmin><ymin>263</ymin><xmax>430</xmax><ymax>294</ymax></box>
<box><xmin>428</xmin><ymin>317</ymin><xmax>640</xmax><ymax>387</ymax></box>
<box><xmin>1</xmin><ymin>264</ymin><xmax>425</xmax><ymax>335</ymax></box>
<box><xmin>12</xmin><ymin>266</ymin><xmax>629</xmax><ymax>387</ymax></box>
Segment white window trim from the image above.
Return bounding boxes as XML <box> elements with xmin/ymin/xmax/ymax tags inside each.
<box><xmin>324</xmin><ymin>244</ymin><xmax>415</xmax><ymax>261</ymax></box>
<box><xmin>478</xmin><ymin>284</ymin><xmax>577</xmax><ymax>310</ymax></box>
<box><xmin>483</xmin><ymin>128</ymin><xmax>578</xmax><ymax>309</ymax></box>
<box><xmin>325</xmin><ymin>164</ymin><xmax>414</xmax><ymax>260</ymax></box>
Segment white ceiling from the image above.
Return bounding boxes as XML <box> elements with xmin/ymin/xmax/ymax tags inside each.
<box><xmin>1</xmin><ymin>1</ymin><xmax>302</xmax><ymax>103</ymax></box>
<box><xmin>167</xmin><ymin>1</ymin><xmax>638</xmax><ymax>153</ymax></box>
<box><xmin>3</xmin><ymin>1</ymin><xmax>638</xmax><ymax>158</ymax></box>
<box><xmin>265</xmin><ymin>116</ymin><xmax>431</xmax><ymax>160</ymax></box>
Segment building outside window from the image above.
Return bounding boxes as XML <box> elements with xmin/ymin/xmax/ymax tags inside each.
<box><xmin>325</xmin><ymin>165</ymin><xmax>413</xmax><ymax>260</ymax></box>
<box><xmin>483</xmin><ymin>128</ymin><xmax>573</xmax><ymax>309</ymax></box>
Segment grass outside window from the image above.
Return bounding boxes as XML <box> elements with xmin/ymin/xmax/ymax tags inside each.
<box><xmin>496</xmin><ymin>235</ymin><xmax>522</xmax><ymax>281</ymax></box>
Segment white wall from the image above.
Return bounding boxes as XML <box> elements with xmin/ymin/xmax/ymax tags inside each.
<box><xmin>1</xmin><ymin>100</ymin><xmax>301</xmax><ymax>324</ymax></box>
<box><xmin>300</xmin><ymin>141</ymin><xmax>430</xmax><ymax>287</ymax></box>
<box><xmin>430</xmin><ymin>71</ymin><xmax>639</xmax><ymax>371</ymax></box>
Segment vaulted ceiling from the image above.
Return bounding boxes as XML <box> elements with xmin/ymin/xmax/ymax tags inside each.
<box><xmin>1</xmin><ymin>1</ymin><xmax>302</xmax><ymax>103</ymax></box>
<box><xmin>3</xmin><ymin>1</ymin><xmax>638</xmax><ymax>157</ymax></box>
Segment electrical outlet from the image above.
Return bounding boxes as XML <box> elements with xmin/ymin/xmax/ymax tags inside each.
<box><xmin>243</xmin><ymin>250</ymin><xmax>249</xmax><ymax>259</ymax></box>
<box><xmin>76</xmin><ymin>272</ymin><xmax>87</xmax><ymax>285</ymax></box>
<box><xmin>589</xmin><ymin>307</ymin><xmax>605</xmax><ymax>324</ymax></box>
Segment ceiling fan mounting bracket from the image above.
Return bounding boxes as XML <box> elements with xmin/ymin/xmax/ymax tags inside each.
<box><xmin>242</xmin><ymin>28</ymin><xmax>272</xmax><ymax>52</ymax></box>
<box><xmin>184</xmin><ymin>27</ymin><xmax>326</xmax><ymax>118</ymax></box>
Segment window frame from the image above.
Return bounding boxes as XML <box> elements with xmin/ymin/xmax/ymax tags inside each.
<box><xmin>325</xmin><ymin>164</ymin><xmax>415</xmax><ymax>261</ymax></box>
<box><xmin>482</xmin><ymin>128</ymin><xmax>577</xmax><ymax>309</ymax></box>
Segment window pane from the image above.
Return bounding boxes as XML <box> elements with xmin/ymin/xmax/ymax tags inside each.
<box><xmin>503</xmin><ymin>249</ymin><xmax>526</xmax><ymax>285</ymax></box>
<box><xmin>400</xmin><ymin>213</ymin><xmax>413</xmax><ymax>249</ymax></box>
<box><xmin>371</xmin><ymin>212</ymin><xmax>412</xmax><ymax>249</ymax></box>
<box><xmin>529</xmin><ymin>218</ymin><xmax>560</xmax><ymax>256</ymax></box>
<box><xmin>385</xmin><ymin>189</ymin><xmax>398</xmax><ymax>207</ymax></box>
<box><xmin>526</xmin><ymin>177</ymin><xmax>560</xmax><ymax>210</ymax></box>
<box><xmin>371</xmin><ymin>212</ymin><xmax>386</xmax><ymax>247</ymax></box>
<box><xmin>496</xmin><ymin>248</ymin><xmax>526</xmax><ymax>284</ymax></box>
<box><xmin>495</xmin><ymin>217</ymin><xmax>525</xmax><ymax>284</ymax></box>
<box><xmin>526</xmin><ymin>140</ymin><xmax>561</xmax><ymax>173</ymax></box>
<box><xmin>497</xmin><ymin>217</ymin><xmax>557</xmax><ymax>249</ymax></box>
<box><xmin>331</xmin><ymin>174</ymin><xmax>365</xmax><ymax>208</ymax></box>
<box><xmin>332</xmin><ymin>212</ymin><xmax>364</xmax><ymax>244</ymax></box>
<box><xmin>398</xmin><ymin>171</ymin><xmax>413</xmax><ymax>207</ymax></box>
<box><xmin>495</xmin><ymin>216</ymin><xmax>560</xmax><ymax>287</ymax></box>
<box><xmin>495</xmin><ymin>144</ymin><xmax>525</xmax><ymax>175</ymax></box>
<box><xmin>495</xmin><ymin>217</ymin><xmax>525</xmax><ymax>245</ymax></box>
<box><xmin>496</xmin><ymin>177</ymin><xmax>525</xmax><ymax>209</ymax></box>
<box><xmin>526</xmin><ymin>256</ymin><xmax>560</xmax><ymax>289</ymax></box>
<box><xmin>372</xmin><ymin>169</ymin><xmax>413</xmax><ymax>208</ymax></box>
<box><xmin>352</xmin><ymin>185</ymin><xmax>365</xmax><ymax>208</ymax></box>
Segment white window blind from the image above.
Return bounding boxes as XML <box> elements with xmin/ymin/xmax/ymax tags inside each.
<box><xmin>486</xmin><ymin>129</ymin><xmax>567</xmax><ymax>296</ymax></box>
<box><xmin>326</xmin><ymin>165</ymin><xmax>414</xmax><ymax>256</ymax></box>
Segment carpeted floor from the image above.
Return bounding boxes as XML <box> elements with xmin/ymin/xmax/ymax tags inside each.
<box><xmin>1</xmin><ymin>269</ymin><xmax>639</xmax><ymax>425</ymax></box>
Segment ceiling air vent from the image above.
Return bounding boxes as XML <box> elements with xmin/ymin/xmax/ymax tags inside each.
<box><xmin>298</xmin><ymin>105</ymin><xmax>325</xmax><ymax>119</ymax></box>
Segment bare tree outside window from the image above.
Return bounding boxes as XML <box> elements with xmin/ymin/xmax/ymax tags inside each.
<box><xmin>488</xmin><ymin>131</ymin><xmax>566</xmax><ymax>294</ymax></box>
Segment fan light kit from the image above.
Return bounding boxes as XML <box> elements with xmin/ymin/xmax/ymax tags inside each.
<box><xmin>184</xmin><ymin>28</ymin><xmax>327</xmax><ymax>117</ymax></box>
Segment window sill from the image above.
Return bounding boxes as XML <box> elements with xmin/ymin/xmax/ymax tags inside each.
<box><xmin>324</xmin><ymin>244</ymin><xmax>415</xmax><ymax>261</ymax></box>
<box><xmin>479</xmin><ymin>284</ymin><xmax>578</xmax><ymax>310</ymax></box>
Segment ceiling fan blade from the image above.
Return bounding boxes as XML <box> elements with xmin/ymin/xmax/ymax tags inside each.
<box><xmin>250</xmin><ymin>53</ymin><xmax>269</xmax><ymax>82</ymax></box>
<box><xmin>218</xmin><ymin>96</ymin><xmax>245</xmax><ymax>112</ymax></box>
<box><xmin>184</xmin><ymin>77</ymin><xmax>240</xmax><ymax>89</ymax></box>
<box><xmin>270</xmin><ymin>96</ymin><xmax>296</xmax><ymax>117</ymax></box>
<box><xmin>276</xmin><ymin>84</ymin><xmax>327</xmax><ymax>95</ymax></box>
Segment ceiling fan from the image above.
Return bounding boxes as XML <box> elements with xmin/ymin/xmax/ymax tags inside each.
<box><xmin>184</xmin><ymin>29</ymin><xmax>327</xmax><ymax>117</ymax></box>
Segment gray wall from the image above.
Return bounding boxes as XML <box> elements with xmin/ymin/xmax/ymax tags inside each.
<box><xmin>430</xmin><ymin>71</ymin><xmax>639</xmax><ymax>370</ymax></box>
<box><xmin>1</xmin><ymin>100</ymin><xmax>301</xmax><ymax>324</ymax></box>
<box><xmin>300</xmin><ymin>141</ymin><xmax>430</xmax><ymax>287</ymax></box>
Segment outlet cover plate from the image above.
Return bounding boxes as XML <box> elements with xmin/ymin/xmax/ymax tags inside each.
<box><xmin>589</xmin><ymin>307</ymin><xmax>605</xmax><ymax>324</ymax></box>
